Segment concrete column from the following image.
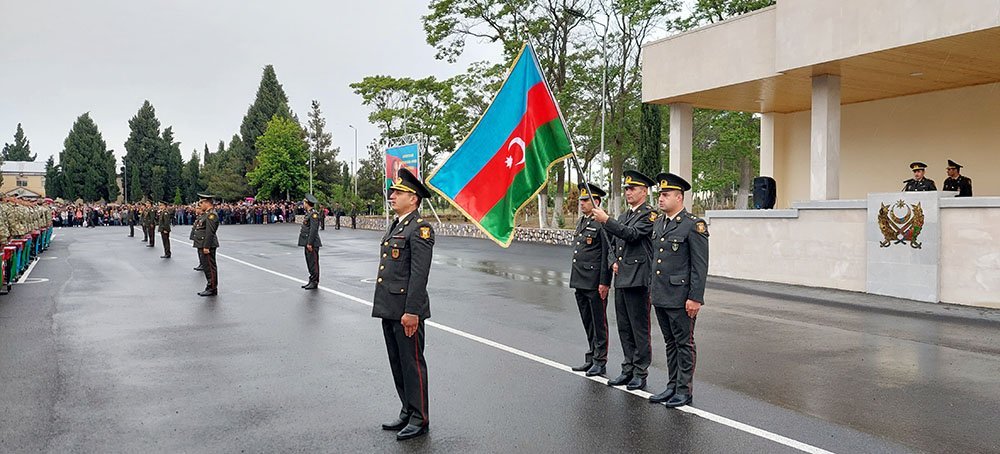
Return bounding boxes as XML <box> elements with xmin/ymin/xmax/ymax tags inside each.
<box><xmin>810</xmin><ymin>74</ymin><xmax>841</xmax><ymax>200</ymax></box>
<box><xmin>759</xmin><ymin>112</ymin><xmax>775</xmax><ymax>177</ymax></box>
<box><xmin>669</xmin><ymin>103</ymin><xmax>693</xmax><ymax>209</ymax></box>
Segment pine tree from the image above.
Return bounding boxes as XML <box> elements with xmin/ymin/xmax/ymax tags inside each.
<box><xmin>240</xmin><ymin>65</ymin><xmax>293</xmax><ymax>165</ymax></box>
<box><xmin>181</xmin><ymin>150</ymin><xmax>203</xmax><ymax>203</ymax></box>
<box><xmin>203</xmin><ymin>135</ymin><xmax>251</xmax><ymax>201</ymax></box>
<box><xmin>60</xmin><ymin>113</ymin><xmax>117</xmax><ymax>202</ymax></box>
<box><xmin>305</xmin><ymin>100</ymin><xmax>341</xmax><ymax>196</ymax></box>
<box><xmin>162</xmin><ymin>127</ymin><xmax>184</xmax><ymax>202</ymax></box>
<box><xmin>124</xmin><ymin>101</ymin><xmax>163</xmax><ymax>199</ymax></box>
<box><xmin>2</xmin><ymin>123</ymin><xmax>36</xmax><ymax>161</ymax></box>
<box><xmin>44</xmin><ymin>155</ymin><xmax>61</xmax><ymax>198</ymax></box>
<box><xmin>638</xmin><ymin>103</ymin><xmax>662</xmax><ymax>177</ymax></box>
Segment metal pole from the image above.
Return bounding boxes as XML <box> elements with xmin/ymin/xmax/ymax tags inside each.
<box><xmin>309</xmin><ymin>146</ymin><xmax>313</xmax><ymax>195</ymax></box>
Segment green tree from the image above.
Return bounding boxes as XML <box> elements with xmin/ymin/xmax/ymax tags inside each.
<box><xmin>203</xmin><ymin>136</ymin><xmax>251</xmax><ymax>201</ymax></box>
<box><xmin>150</xmin><ymin>166</ymin><xmax>166</xmax><ymax>202</ymax></box>
<box><xmin>181</xmin><ymin>150</ymin><xmax>203</xmax><ymax>203</ymax></box>
<box><xmin>59</xmin><ymin>113</ymin><xmax>118</xmax><ymax>202</ymax></box>
<box><xmin>44</xmin><ymin>155</ymin><xmax>61</xmax><ymax>198</ymax></box>
<box><xmin>305</xmin><ymin>100</ymin><xmax>343</xmax><ymax>196</ymax></box>
<box><xmin>161</xmin><ymin>127</ymin><xmax>185</xmax><ymax>202</ymax></box>
<box><xmin>637</xmin><ymin>103</ymin><xmax>662</xmax><ymax>177</ymax></box>
<box><xmin>248</xmin><ymin>116</ymin><xmax>308</xmax><ymax>200</ymax></box>
<box><xmin>129</xmin><ymin>166</ymin><xmax>142</xmax><ymax>203</ymax></box>
<box><xmin>240</xmin><ymin>65</ymin><xmax>294</xmax><ymax>166</ymax></box>
<box><xmin>2</xmin><ymin>123</ymin><xmax>36</xmax><ymax>161</ymax></box>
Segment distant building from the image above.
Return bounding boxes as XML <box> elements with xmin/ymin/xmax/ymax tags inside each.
<box><xmin>1</xmin><ymin>160</ymin><xmax>46</xmax><ymax>199</ymax></box>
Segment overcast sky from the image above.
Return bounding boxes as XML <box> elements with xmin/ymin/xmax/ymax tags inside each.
<box><xmin>0</xmin><ymin>0</ymin><xmax>501</xmax><ymax>166</ymax></box>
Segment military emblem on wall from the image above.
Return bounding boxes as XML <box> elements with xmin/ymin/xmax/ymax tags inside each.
<box><xmin>877</xmin><ymin>200</ymin><xmax>924</xmax><ymax>249</ymax></box>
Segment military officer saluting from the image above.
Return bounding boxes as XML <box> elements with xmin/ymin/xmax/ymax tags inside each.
<box><xmin>157</xmin><ymin>201</ymin><xmax>172</xmax><ymax>259</ymax></box>
<box><xmin>191</xmin><ymin>194</ymin><xmax>220</xmax><ymax>297</ymax></box>
<box><xmin>591</xmin><ymin>170</ymin><xmax>656</xmax><ymax>391</ymax></box>
<box><xmin>569</xmin><ymin>182</ymin><xmax>612</xmax><ymax>378</ymax></box>
<box><xmin>943</xmin><ymin>159</ymin><xmax>973</xmax><ymax>197</ymax></box>
<box><xmin>298</xmin><ymin>193</ymin><xmax>322</xmax><ymax>290</ymax></box>
<box><xmin>903</xmin><ymin>162</ymin><xmax>937</xmax><ymax>191</ymax></box>
<box><xmin>647</xmin><ymin>173</ymin><xmax>709</xmax><ymax>408</ymax></box>
<box><xmin>373</xmin><ymin>169</ymin><xmax>435</xmax><ymax>441</ymax></box>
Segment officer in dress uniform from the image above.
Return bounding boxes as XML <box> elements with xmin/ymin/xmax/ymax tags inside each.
<box><xmin>591</xmin><ymin>170</ymin><xmax>657</xmax><ymax>391</ymax></box>
<box><xmin>903</xmin><ymin>162</ymin><xmax>937</xmax><ymax>191</ymax></box>
<box><xmin>127</xmin><ymin>205</ymin><xmax>137</xmax><ymax>237</ymax></box>
<box><xmin>145</xmin><ymin>203</ymin><xmax>157</xmax><ymax>247</ymax></box>
<box><xmin>647</xmin><ymin>173</ymin><xmax>709</xmax><ymax>408</ymax></box>
<box><xmin>140</xmin><ymin>203</ymin><xmax>150</xmax><ymax>243</ymax></box>
<box><xmin>158</xmin><ymin>201</ymin><xmax>172</xmax><ymax>259</ymax></box>
<box><xmin>943</xmin><ymin>159</ymin><xmax>973</xmax><ymax>197</ymax></box>
<box><xmin>298</xmin><ymin>194</ymin><xmax>322</xmax><ymax>290</ymax></box>
<box><xmin>191</xmin><ymin>194</ymin><xmax>220</xmax><ymax>296</ymax></box>
<box><xmin>569</xmin><ymin>183</ymin><xmax>612</xmax><ymax>377</ymax></box>
<box><xmin>372</xmin><ymin>169</ymin><xmax>435</xmax><ymax>441</ymax></box>
<box><xmin>190</xmin><ymin>205</ymin><xmax>204</xmax><ymax>271</ymax></box>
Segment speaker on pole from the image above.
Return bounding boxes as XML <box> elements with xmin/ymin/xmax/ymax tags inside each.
<box><xmin>753</xmin><ymin>176</ymin><xmax>776</xmax><ymax>209</ymax></box>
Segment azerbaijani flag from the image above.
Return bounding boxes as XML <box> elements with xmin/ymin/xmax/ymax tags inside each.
<box><xmin>426</xmin><ymin>44</ymin><xmax>573</xmax><ymax>247</ymax></box>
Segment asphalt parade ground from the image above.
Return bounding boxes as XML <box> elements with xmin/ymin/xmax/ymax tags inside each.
<box><xmin>2</xmin><ymin>224</ymin><xmax>999</xmax><ymax>453</ymax></box>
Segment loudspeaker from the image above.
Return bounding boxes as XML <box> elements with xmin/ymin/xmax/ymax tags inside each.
<box><xmin>753</xmin><ymin>176</ymin><xmax>776</xmax><ymax>209</ymax></box>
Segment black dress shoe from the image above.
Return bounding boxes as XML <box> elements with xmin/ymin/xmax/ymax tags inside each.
<box><xmin>664</xmin><ymin>393</ymin><xmax>692</xmax><ymax>408</ymax></box>
<box><xmin>396</xmin><ymin>423</ymin><xmax>428</xmax><ymax>441</ymax></box>
<box><xmin>194</xmin><ymin>267</ymin><xmax>204</xmax><ymax>271</ymax></box>
<box><xmin>197</xmin><ymin>290</ymin><xmax>217</xmax><ymax>297</ymax></box>
<box><xmin>585</xmin><ymin>364</ymin><xmax>606</xmax><ymax>377</ymax></box>
<box><xmin>649</xmin><ymin>387</ymin><xmax>676</xmax><ymax>403</ymax></box>
<box><xmin>160</xmin><ymin>255</ymin><xmax>170</xmax><ymax>259</ymax></box>
<box><xmin>607</xmin><ymin>373</ymin><xmax>632</xmax><ymax>386</ymax></box>
<box><xmin>381</xmin><ymin>417</ymin><xmax>409</xmax><ymax>431</ymax></box>
<box><xmin>626</xmin><ymin>376</ymin><xmax>646</xmax><ymax>390</ymax></box>
<box><xmin>303</xmin><ymin>282</ymin><xmax>318</xmax><ymax>290</ymax></box>
<box><xmin>571</xmin><ymin>363</ymin><xmax>593</xmax><ymax>372</ymax></box>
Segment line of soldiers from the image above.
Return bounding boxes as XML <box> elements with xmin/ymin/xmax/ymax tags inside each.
<box><xmin>0</xmin><ymin>196</ymin><xmax>52</xmax><ymax>246</ymax></box>
<box><xmin>903</xmin><ymin>160</ymin><xmax>973</xmax><ymax>196</ymax></box>
<box><xmin>569</xmin><ymin>170</ymin><xmax>709</xmax><ymax>409</ymax></box>
<box><xmin>125</xmin><ymin>196</ymin><xmax>220</xmax><ymax>296</ymax></box>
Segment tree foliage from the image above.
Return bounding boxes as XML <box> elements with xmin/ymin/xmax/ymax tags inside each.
<box><xmin>247</xmin><ymin>116</ymin><xmax>309</xmax><ymax>200</ymax></box>
<box><xmin>58</xmin><ymin>113</ymin><xmax>118</xmax><ymax>202</ymax></box>
<box><xmin>2</xmin><ymin>123</ymin><xmax>35</xmax><ymax>161</ymax></box>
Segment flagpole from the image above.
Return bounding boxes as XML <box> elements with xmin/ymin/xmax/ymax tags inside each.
<box><xmin>524</xmin><ymin>41</ymin><xmax>603</xmax><ymax>210</ymax></box>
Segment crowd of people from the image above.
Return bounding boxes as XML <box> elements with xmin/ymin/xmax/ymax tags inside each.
<box><xmin>46</xmin><ymin>200</ymin><xmax>328</xmax><ymax>228</ymax></box>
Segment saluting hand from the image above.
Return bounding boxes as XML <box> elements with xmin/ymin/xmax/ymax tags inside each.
<box><xmin>592</xmin><ymin>207</ymin><xmax>609</xmax><ymax>223</ymax></box>
<box><xmin>685</xmin><ymin>299</ymin><xmax>702</xmax><ymax>318</ymax></box>
<box><xmin>401</xmin><ymin>313</ymin><xmax>420</xmax><ymax>337</ymax></box>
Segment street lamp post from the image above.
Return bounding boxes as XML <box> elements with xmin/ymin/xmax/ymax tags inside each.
<box><xmin>348</xmin><ymin>125</ymin><xmax>358</xmax><ymax>196</ymax></box>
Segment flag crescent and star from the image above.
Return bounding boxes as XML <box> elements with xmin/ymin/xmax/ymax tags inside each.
<box><xmin>425</xmin><ymin>44</ymin><xmax>574</xmax><ymax>247</ymax></box>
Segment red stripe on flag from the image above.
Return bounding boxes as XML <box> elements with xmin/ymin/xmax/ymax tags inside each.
<box><xmin>453</xmin><ymin>82</ymin><xmax>560</xmax><ymax>220</ymax></box>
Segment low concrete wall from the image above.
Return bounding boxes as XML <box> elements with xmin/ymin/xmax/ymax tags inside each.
<box><xmin>309</xmin><ymin>215</ymin><xmax>576</xmax><ymax>246</ymax></box>
<box><xmin>706</xmin><ymin>197</ymin><xmax>1000</xmax><ymax>308</ymax></box>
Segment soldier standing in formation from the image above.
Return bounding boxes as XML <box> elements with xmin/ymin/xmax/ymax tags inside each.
<box><xmin>145</xmin><ymin>203</ymin><xmax>157</xmax><ymax>248</ymax></box>
<box><xmin>903</xmin><ymin>162</ymin><xmax>937</xmax><ymax>191</ymax></box>
<box><xmin>298</xmin><ymin>194</ymin><xmax>322</xmax><ymax>290</ymax></box>
<box><xmin>140</xmin><ymin>203</ymin><xmax>150</xmax><ymax>243</ymax></box>
<box><xmin>591</xmin><ymin>170</ymin><xmax>657</xmax><ymax>391</ymax></box>
<box><xmin>373</xmin><ymin>169</ymin><xmax>435</xmax><ymax>441</ymax></box>
<box><xmin>157</xmin><ymin>201</ymin><xmax>172</xmax><ymax>259</ymax></box>
<box><xmin>943</xmin><ymin>159</ymin><xmax>973</xmax><ymax>197</ymax></box>
<box><xmin>569</xmin><ymin>183</ymin><xmax>611</xmax><ymax>378</ymax></box>
<box><xmin>191</xmin><ymin>194</ymin><xmax>220</xmax><ymax>296</ymax></box>
<box><xmin>127</xmin><ymin>204</ymin><xmax>137</xmax><ymax>237</ymax></box>
<box><xmin>647</xmin><ymin>173</ymin><xmax>709</xmax><ymax>408</ymax></box>
<box><xmin>191</xmin><ymin>205</ymin><xmax>204</xmax><ymax>271</ymax></box>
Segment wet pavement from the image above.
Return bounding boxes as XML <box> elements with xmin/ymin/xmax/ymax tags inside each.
<box><xmin>2</xmin><ymin>224</ymin><xmax>999</xmax><ymax>453</ymax></box>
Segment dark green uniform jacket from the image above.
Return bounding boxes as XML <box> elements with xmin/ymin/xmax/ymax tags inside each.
<box><xmin>649</xmin><ymin>209</ymin><xmax>709</xmax><ymax>308</ymax></box>
<box><xmin>371</xmin><ymin>212</ymin><xmax>434</xmax><ymax>320</ymax></box>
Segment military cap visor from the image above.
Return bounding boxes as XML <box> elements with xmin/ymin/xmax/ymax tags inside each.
<box><xmin>909</xmin><ymin>162</ymin><xmax>928</xmax><ymax>171</ymax></box>
<box><xmin>622</xmin><ymin>170</ymin><xmax>655</xmax><ymax>188</ymax></box>
<box><xmin>655</xmin><ymin>172</ymin><xmax>692</xmax><ymax>192</ymax></box>
<box><xmin>304</xmin><ymin>193</ymin><xmax>318</xmax><ymax>205</ymax></box>
<box><xmin>197</xmin><ymin>193</ymin><xmax>217</xmax><ymax>202</ymax></box>
<box><xmin>389</xmin><ymin>168</ymin><xmax>431</xmax><ymax>198</ymax></box>
<box><xmin>577</xmin><ymin>183</ymin><xmax>607</xmax><ymax>200</ymax></box>
<box><xmin>947</xmin><ymin>159</ymin><xmax>963</xmax><ymax>169</ymax></box>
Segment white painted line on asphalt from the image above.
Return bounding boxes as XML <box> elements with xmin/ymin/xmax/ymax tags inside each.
<box><xmin>174</xmin><ymin>239</ymin><xmax>834</xmax><ymax>454</ymax></box>
<box><xmin>16</xmin><ymin>258</ymin><xmax>40</xmax><ymax>284</ymax></box>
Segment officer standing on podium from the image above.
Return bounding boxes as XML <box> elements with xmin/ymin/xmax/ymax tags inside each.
<box><xmin>372</xmin><ymin>169</ymin><xmax>435</xmax><ymax>441</ymax></box>
<box><xmin>647</xmin><ymin>173</ymin><xmax>709</xmax><ymax>408</ymax></box>
<box><xmin>569</xmin><ymin>182</ymin><xmax>612</xmax><ymax>378</ymax></box>
<box><xmin>591</xmin><ymin>170</ymin><xmax>656</xmax><ymax>391</ymax></box>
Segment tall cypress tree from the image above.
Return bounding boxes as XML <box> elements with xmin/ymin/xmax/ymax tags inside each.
<box><xmin>2</xmin><ymin>123</ymin><xmax>36</xmax><ymax>161</ymax></box>
<box><xmin>638</xmin><ymin>103</ymin><xmax>663</xmax><ymax>178</ymax></box>
<box><xmin>162</xmin><ymin>126</ymin><xmax>184</xmax><ymax>202</ymax></box>
<box><xmin>181</xmin><ymin>150</ymin><xmax>203</xmax><ymax>203</ymax></box>
<box><xmin>240</xmin><ymin>65</ymin><xmax>293</xmax><ymax>165</ymax></box>
<box><xmin>124</xmin><ymin>101</ymin><xmax>163</xmax><ymax>199</ymax></box>
<box><xmin>44</xmin><ymin>155</ymin><xmax>61</xmax><ymax>198</ymax></box>
<box><xmin>60</xmin><ymin>113</ymin><xmax>117</xmax><ymax>202</ymax></box>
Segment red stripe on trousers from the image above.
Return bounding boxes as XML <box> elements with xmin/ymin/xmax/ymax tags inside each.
<box><xmin>453</xmin><ymin>83</ymin><xmax>560</xmax><ymax>220</ymax></box>
<box><xmin>414</xmin><ymin>331</ymin><xmax>427</xmax><ymax>425</ymax></box>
